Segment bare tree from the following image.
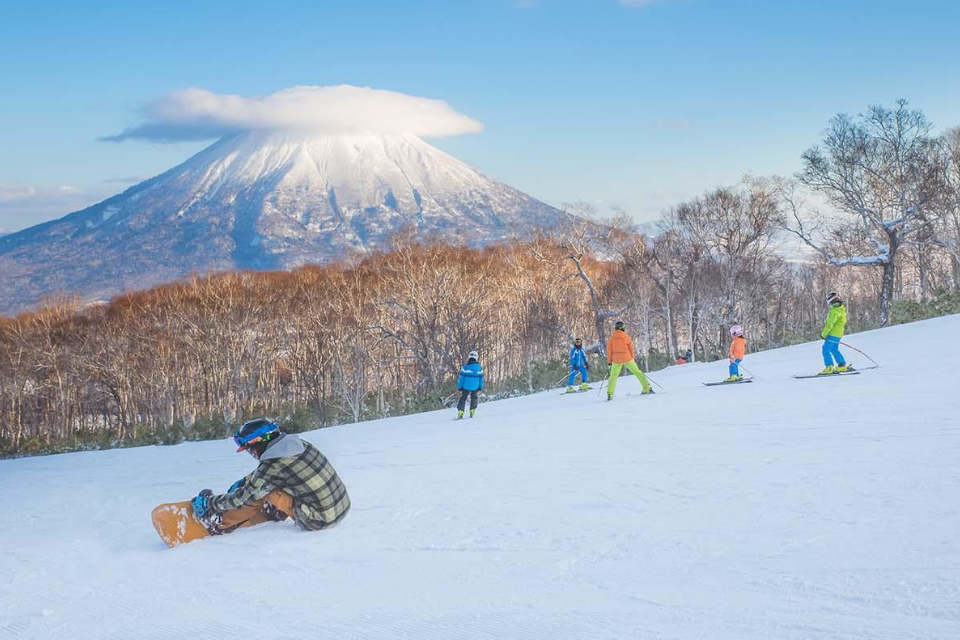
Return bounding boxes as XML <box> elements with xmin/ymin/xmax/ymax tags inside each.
<box><xmin>788</xmin><ymin>100</ymin><xmax>946</xmax><ymax>325</ymax></box>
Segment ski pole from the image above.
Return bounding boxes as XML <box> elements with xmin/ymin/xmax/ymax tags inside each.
<box><xmin>597</xmin><ymin>371</ymin><xmax>610</xmax><ymax>397</ymax></box>
<box><xmin>739</xmin><ymin>364</ymin><xmax>759</xmax><ymax>380</ymax></box>
<box><xmin>839</xmin><ymin>341</ymin><xmax>880</xmax><ymax>368</ymax></box>
<box><xmin>645</xmin><ymin>373</ymin><xmax>664</xmax><ymax>390</ymax></box>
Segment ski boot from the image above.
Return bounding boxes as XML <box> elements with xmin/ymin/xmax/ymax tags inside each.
<box><xmin>566</xmin><ymin>386</ymin><xmax>578</xmax><ymax>394</ymax></box>
<box><xmin>579</xmin><ymin>383</ymin><xmax>591</xmax><ymax>391</ymax></box>
<box><xmin>641</xmin><ymin>387</ymin><xmax>655</xmax><ymax>395</ymax></box>
<box><xmin>457</xmin><ymin>410</ymin><xmax>464</xmax><ymax>419</ymax></box>
<box><xmin>606</xmin><ymin>393</ymin><xmax>613</xmax><ymax>402</ymax></box>
<box><xmin>834</xmin><ymin>364</ymin><xmax>852</xmax><ymax>373</ymax></box>
<box><xmin>723</xmin><ymin>375</ymin><xmax>739</xmax><ymax>382</ymax></box>
<box><xmin>818</xmin><ymin>366</ymin><xmax>835</xmax><ymax>376</ymax></box>
<box><xmin>469</xmin><ymin>409</ymin><xmax>476</xmax><ymax>418</ymax></box>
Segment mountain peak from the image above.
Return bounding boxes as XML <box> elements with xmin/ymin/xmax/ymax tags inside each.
<box><xmin>0</xmin><ymin>133</ymin><xmax>563</xmax><ymax>313</ymax></box>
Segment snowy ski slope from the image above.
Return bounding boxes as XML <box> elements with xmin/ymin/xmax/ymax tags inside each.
<box><xmin>1</xmin><ymin>315</ymin><xmax>958</xmax><ymax>639</ymax></box>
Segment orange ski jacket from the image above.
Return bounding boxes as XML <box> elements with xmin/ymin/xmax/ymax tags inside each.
<box><xmin>606</xmin><ymin>330</ymin><xmax>636</xmax><ymax>364</ymax></box>
<box><xmin>729</xmin><ymin>335</ymin><xmax>746</xmax><ymax>360</ymax></box>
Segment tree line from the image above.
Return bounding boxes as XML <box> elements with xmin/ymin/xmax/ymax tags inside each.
<box><xmin>2</xmin><ymin>100</ymin><xmax>958</xmax><ymax>457</ymax></box>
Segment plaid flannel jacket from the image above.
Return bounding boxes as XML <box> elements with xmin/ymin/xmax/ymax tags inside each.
<box><xmin>211</xmin><ymin>440</ymin><xmax>350</xmax><ymax>530</ymax></box>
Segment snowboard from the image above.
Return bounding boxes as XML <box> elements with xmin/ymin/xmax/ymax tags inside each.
<box><xmin>151</xmin><ymin>500</ymin><xmax>213</xmax><ymax>548</ymax></box>
<box><xmin>703</xmin><ymin>378</ymin><xmax>753</xmax><ymax>387</ymax></box>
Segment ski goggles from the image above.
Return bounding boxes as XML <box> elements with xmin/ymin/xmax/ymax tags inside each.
<box><xmin>233</xmin><ymin>423</ymin><xmax>278</xmax><ymax>452</ymax></box>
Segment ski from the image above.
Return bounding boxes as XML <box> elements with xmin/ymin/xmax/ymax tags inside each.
<box><xmin>793</xmin><ymin>371</ymin><xmax>860</xmax><ymax>379</ymax></box>
<box><xmin>560</xmin><ymin>388</ymin><xmax>592</xmax><ymax>395</ymax></box>
<box><xmin>703</xmin><ymin>378</ymin><xmax>753</xmax><ymax>387</ymax></box>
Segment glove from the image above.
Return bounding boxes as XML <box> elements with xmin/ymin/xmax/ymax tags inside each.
<box><xmin>191</xmin><ymin>489</ymin><xmax>220</xmax><ymax>527</ymax></box>
<box><xmin>262</xmin><ymin>501</ymin><xmax>290</xmax><ymax>522</ymax></box>
<box><xmin>227</xmin><ymin>477</ymin><xmax>246</xmax><ymax>494</ymax></box>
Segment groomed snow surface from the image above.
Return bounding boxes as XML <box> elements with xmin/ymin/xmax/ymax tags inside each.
<box><xmin>2</xmin><ymin>315</ymin><xmax>959</xmax><ymax>639</ymax></box>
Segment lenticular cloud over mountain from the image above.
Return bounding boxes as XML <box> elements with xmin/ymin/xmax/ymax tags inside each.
<box><xmin>102</xmin><ymin>85</ymin><xmax>485</xmax><ymax>142</ymax></box>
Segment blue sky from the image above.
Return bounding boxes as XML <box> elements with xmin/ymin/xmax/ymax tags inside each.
<box><xmin>1</xmin><ymin>0</ymin><xmax>959</xmax><ymax>232</ymax></box>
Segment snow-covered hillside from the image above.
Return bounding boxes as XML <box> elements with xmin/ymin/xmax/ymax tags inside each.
<box><xmin>0</xmin><ymin>131</ymin><xmax>563</xmax><ymax>313</ymax></box>
<box><xmin>2</xmin><ymin>316</ymin><xmax>959</xmax><ymax>639</ymax></box>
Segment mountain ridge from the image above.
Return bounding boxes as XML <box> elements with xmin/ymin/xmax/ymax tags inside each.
<box><xmin>0</xmin><ymin>132</ymin><xmax>565</xmax><ymax>312</ymax></box>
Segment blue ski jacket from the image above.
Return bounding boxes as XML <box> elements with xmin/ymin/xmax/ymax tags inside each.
<box><xmin>569</xmin><ymin>346</ymin><xmax>589</xmax><ymax>368</ymax></box>
<box><xmin>457</xmin><ymin>360</ymin><xmax>484</xmax><ymax>391</ymax></box>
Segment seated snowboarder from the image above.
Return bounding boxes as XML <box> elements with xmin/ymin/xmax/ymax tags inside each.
<box><xmin>456</xmin><ymin>350</ymin><xmax>484</xmax><ymax>419</ymax></box>
<box><xmin>190</xmin><ymin>418</ymin><xmax>351</xmax><ymax>535</ymax></box>
<box><xmin>566</xmin><ymin>337</ymin><xmax>591</xmax><ymax>392</ymax></box>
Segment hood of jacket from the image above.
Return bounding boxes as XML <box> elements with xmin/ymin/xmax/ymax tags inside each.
<box><xmin>260</xmin><ymin>433</ymin><xmax>306</xmax><ymax>462</ymax></box>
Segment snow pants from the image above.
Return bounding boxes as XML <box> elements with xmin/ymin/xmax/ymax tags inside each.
<box><xmin>567</xmin><ymin>364</ymin><xmax>589</xmax><ymax>386</ymax></box>
<box><xmin>457</xmin><ymin>389</ymin><xmax>479</xmax><ymax>412</ymax></box>
<box><xmin>218</xmin><ymin>488</ymin><xmax>295</xmax><ymax>533</ymax></box>
<box><xmin>606</xmin><ymin>360</ymin><xmax>650</xmax><ymax>396</ymax></box>
<box><xmin>729</xmin><ymin>358</ymin><xmax>742</xmax><ymax>376</ymax></box>
<box><xmin>822</xmin><ymin>335</ymin><xmax>846</xmax><ymax>367</ymax></box>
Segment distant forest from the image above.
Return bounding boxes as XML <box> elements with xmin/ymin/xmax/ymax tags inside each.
<box><xmin>3</xmin><ymin>101</ymin><xmax>959</xmax><ymax>457</ymax></box>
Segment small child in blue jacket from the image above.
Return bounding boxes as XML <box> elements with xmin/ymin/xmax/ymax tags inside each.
<box><xmin>566</xmin><ymin>337</ymin><xmax>591</xmax><ymax>393</ymax></box>
<box><xmin>456</xmin><ymin>350</ymin><xmax>484</xmax><ymax>419</ymax></box>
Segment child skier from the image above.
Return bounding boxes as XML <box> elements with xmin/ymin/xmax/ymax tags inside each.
<box><xmin>566</xmin><ymin>337</ymin><xmax>591</xmax><ymax>393</ymax></box>
<box><xmin>605</xmin><ymin>320</ymin><xmax>653</xmax><ymax>400</ymax></box>
<box><xmin>456</xmin><ymin>350</ymin><xmax>484</xmax><ymax>418</ymax></box>
<box><xmin>820</xmin><ymin>291</ymin><xmax>851</xmax><ymax>374</ymax></box>
<box><xmin>190</xmin><ymin>418</ymin><xmax>351</xmax><ymax>535</ymax></box>
<box><xmin>725</xmin><ymin>324</ymin><xmax>746</xmax><ymax>382</ymax></box>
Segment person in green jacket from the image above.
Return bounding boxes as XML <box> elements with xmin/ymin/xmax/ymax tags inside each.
<box><xmin>820</xmin><ymin>291</ymin><xmax>851</xmax><ymax>375</ymax></box>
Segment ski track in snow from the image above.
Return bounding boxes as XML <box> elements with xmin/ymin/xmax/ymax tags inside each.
<box><xmin>1</xmin><ymin>316</ymin><xmax>960</xmax><ymax>639</ymax></box>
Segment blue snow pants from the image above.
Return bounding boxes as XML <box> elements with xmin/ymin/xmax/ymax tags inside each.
<box><xmin>822</xmin><ymin>335</ymin><xmax>846</xmax><ymax>367</ymax></box>
<box><xmin>729</xmin><ymin>359</ymin><xmax>742</xmax><ymax>376</ymax></box>
<box><xmin>567</xmin><ymin>364</ymin><xmax>588</xmax><ymax>386</ymax></box>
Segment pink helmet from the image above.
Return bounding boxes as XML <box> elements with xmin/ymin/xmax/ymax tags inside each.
<box><xmin>729</xmin><ymin>324</ymin><xmax>743</xmax><ymax>337</ymax></box>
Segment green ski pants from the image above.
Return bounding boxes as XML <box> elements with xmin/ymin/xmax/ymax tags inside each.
<box><xmin>607</xmin><ymin>360</ymin><xmax>650</xmax><ymax>396</ymax></box>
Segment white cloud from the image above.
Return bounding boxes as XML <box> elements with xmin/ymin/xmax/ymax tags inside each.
<box><xmin>0</xmin><ymin>183</ymin><xmax>113</xmax><ymax>232</ymax></box>
<box><xmin>103</xmin><ymin>85</ymin><xmax>484</xmax><ymax>143</ymax></box>
<box><xmin>0</xmin><ymin>185</ymin><xmax>37</xmax><ymax>202</ymax></box>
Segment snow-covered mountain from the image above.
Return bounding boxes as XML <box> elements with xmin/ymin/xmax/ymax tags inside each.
<box><xmin>0</xmin><ymin>132</ymin><xmax>564</xmax><ymax>312</ymax></box>
<box><xmin>3</xmin><ymin>315</ymin><xmax>959</xmax><ymax>639</ymax></box>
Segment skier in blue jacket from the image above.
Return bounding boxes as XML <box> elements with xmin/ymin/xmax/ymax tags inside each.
<box><xmin>566</xmin><ymin>337</ymin><xmax>591</xmax><ymax>393</ymax></box>
<box><xmin>456</xmin><ymin>350</ymin><xmax>484</xmax><ymax>419</ymax></box>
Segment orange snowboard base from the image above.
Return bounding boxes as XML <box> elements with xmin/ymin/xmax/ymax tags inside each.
<box><xmin>151</xmin><ymin>500</ymin><xmax>213</xmax><ymax>548</ymax></box>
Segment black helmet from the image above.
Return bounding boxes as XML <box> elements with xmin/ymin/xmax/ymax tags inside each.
<box><xmin>614</xmin><ymin>320</ymin><xmax>625</xmax><ymax>330</ymax></box>
<box><xmin>233</xmin><ymin>418</ymin><xmax>281</xmax><ymax>454</ymax></box>
<box><xmin>826</xmin><ymin>291</ymin><xmax>841</xmax><ymax>304</ymax></box>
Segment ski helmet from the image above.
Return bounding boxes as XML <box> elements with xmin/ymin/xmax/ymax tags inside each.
<box><xmin>234</xmin><ymin>418</ymin><xmax>281</xmax><ymax>453</ymax></box>
<box><xmin>826</xmin><ymin>291</ymin><xmax>841</xmax><ymax>304</ymax></box>
<box><xmin>574</xmin><ymin>337</ymin><xmax>583</xmax><ymax>345</ymax></box>
<box><xmin>468</xmin><ymin>350</ymin><xmax>479</xmax><ymax>360</ymax></box>
<box><xmin>614</xmin><ymin>320</ymin><xmax>625</xmax><ymax>330</ymax></box>
<box><xmin>729</xmin><ymin>324</ymin><xmax>743</xmax><ymax>337</ymax></box>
